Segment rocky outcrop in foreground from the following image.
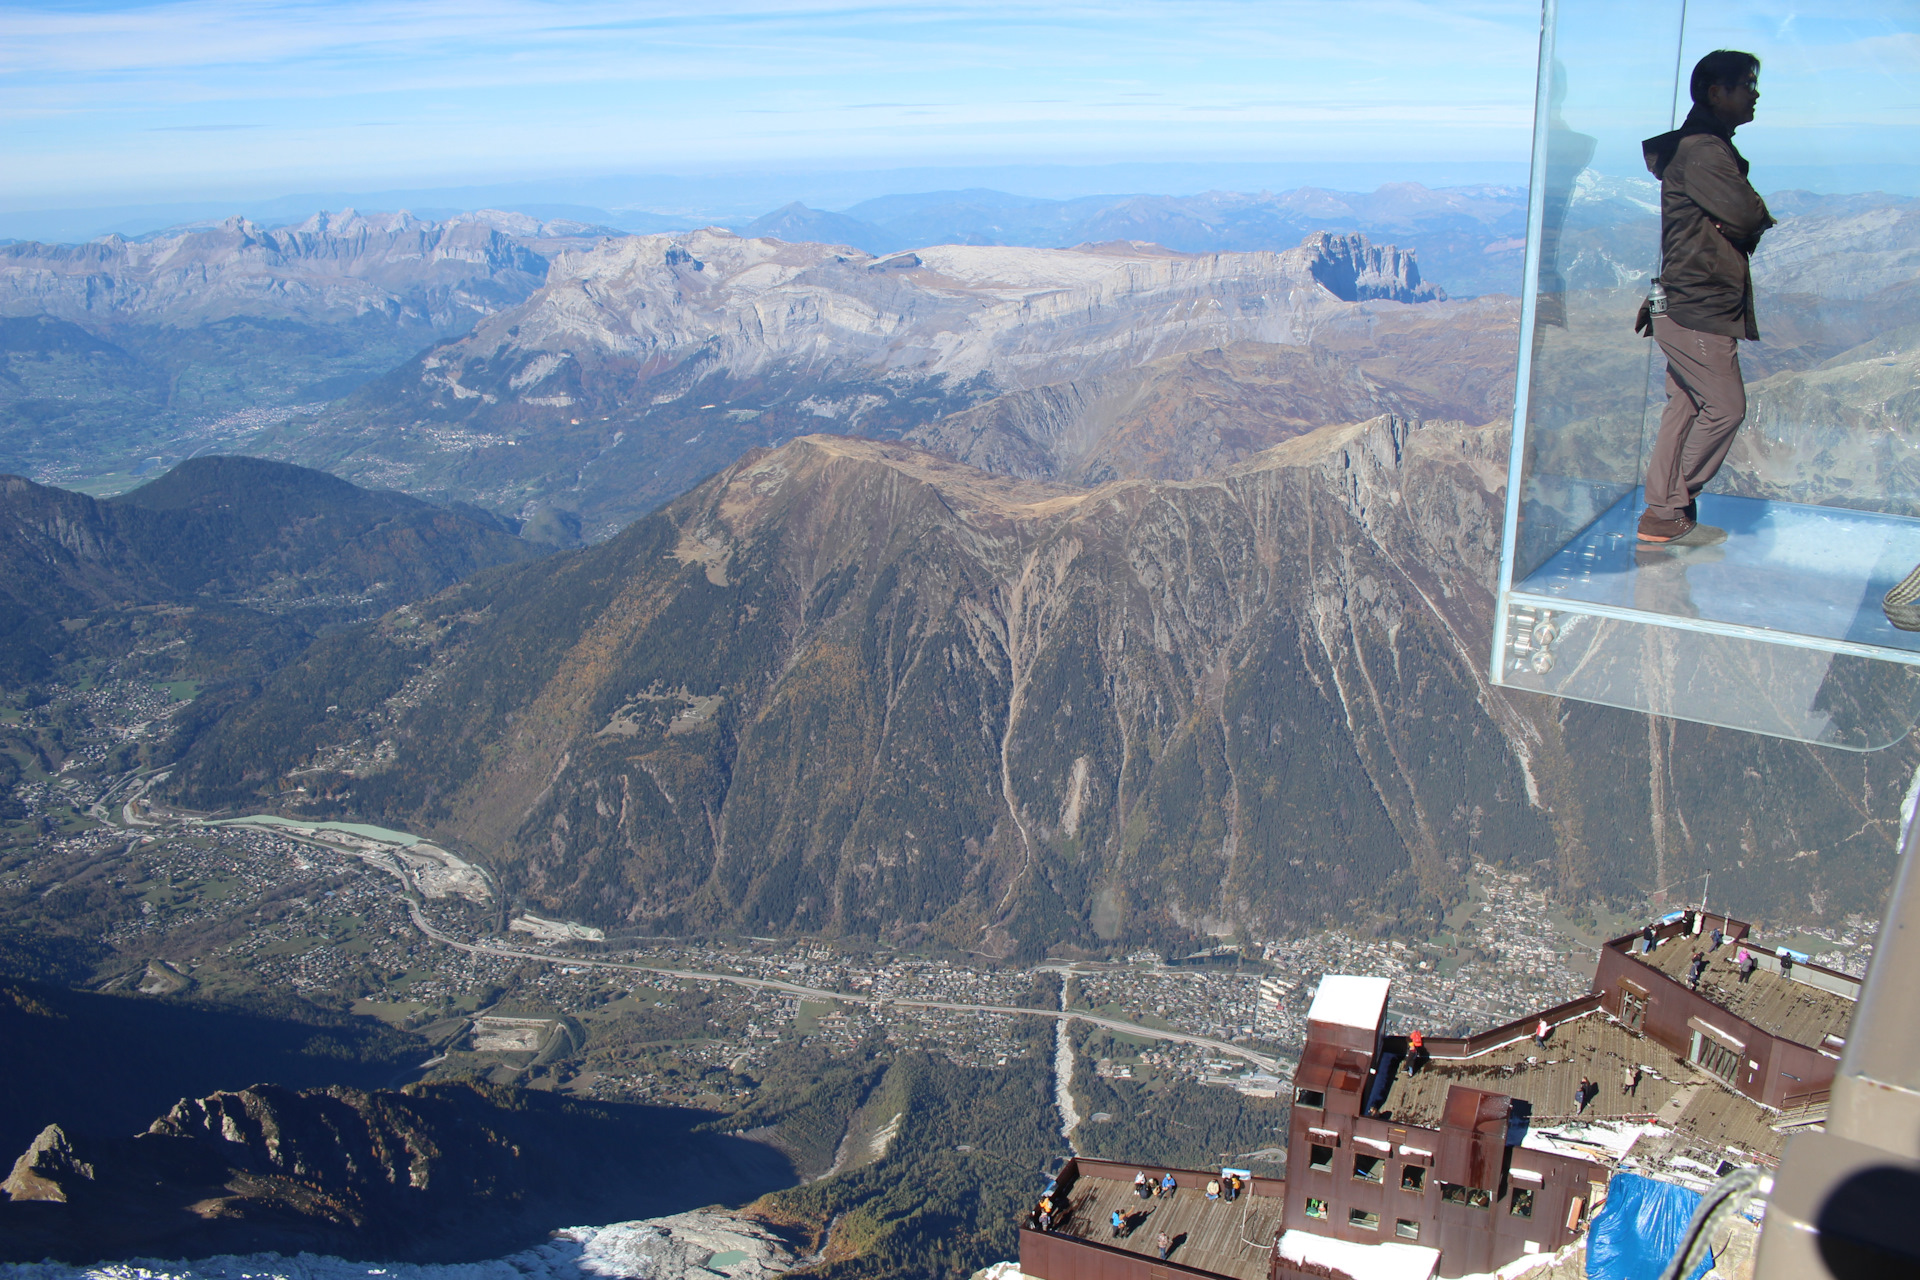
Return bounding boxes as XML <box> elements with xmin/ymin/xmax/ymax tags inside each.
<box><xmin>0</xmin><ymin>1083</ymin><xmax>795</xmax><ymax>1266</ymax></box>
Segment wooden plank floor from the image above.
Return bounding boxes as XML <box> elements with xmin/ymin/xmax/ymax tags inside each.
<box><xmin>1381</xmin><ymin>1014</ymin><xmax>1685</xmax><ymax>1124</ymax></box>
<box><xmin>1054</xmin><ymin>1175</ymin><xmax>1283</xmax><ymax>1280</ymax></box>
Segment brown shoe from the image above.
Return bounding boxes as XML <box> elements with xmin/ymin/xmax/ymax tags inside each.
<box><xmin>1638</xmin><ymin>511</ymin><xmax>1693</xmax><ymax>542</ymax></box>
<box><xmin>1638</xmin><ymin>511</ymin><xmax>1726</xmax><ymax>546</ymax></box>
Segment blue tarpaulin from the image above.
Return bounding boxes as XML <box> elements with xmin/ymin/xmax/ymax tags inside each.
<box><xmin>1586</xmin><ymin>1173</ymin><xmax>1712</xmax><ymax>1280</ymax></box>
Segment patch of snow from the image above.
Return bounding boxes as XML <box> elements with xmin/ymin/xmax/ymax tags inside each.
<box><xmin>1521</xmin><ymin>1120</ymin><xmax>1659</xmax><ymax>1162</ymax></box>
<box><xmin>0</xmin><ymin>1212</ymin><xmax>798</xmax><ymax>1280</ymax></box>
<box><xmin>1275</xmin><ymin>1229</ymin><xmax>1438</xmax><ymax>1280</ymax></box>
<box><xmin>1448</xmin><ymin>1236</ymin><xmax>1584</xmax><ymax>1279</ymax></box>
<box><xmin>1307</xmin><ymin>975</ymin><xmax>1391</xmax><ymax>1031</ymax></box>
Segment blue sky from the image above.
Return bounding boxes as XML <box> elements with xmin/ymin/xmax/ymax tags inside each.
<box><xmin>2</xmin><ymin>0</ymin><xmax>1914</xmax><ymax>219</ymax></box>
<box><xmin>2</xmin><ymin>0</ymin><xmax>1546</xmax><ymax>211</ymax></box>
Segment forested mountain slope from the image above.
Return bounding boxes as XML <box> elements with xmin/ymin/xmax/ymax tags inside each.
<box><xmin>163</xmin><ymin>419</ymin><xmax>1910</xmax><ymax>955</ymax></box>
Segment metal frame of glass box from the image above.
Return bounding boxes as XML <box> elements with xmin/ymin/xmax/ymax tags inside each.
<box><xmin>1492</xmin><ymin>0</ymin><xmax>1920</xmax><ymax>750</ymax></box>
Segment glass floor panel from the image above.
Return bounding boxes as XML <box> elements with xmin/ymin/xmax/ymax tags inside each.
<box><xmin>1510</xmin><ymin>492</ymin><xmax>1920</xmax><ymax>664</ymax></box>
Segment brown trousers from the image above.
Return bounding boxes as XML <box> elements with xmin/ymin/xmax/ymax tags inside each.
<box><xmin>1645</xmin><ymin>315</ymin><xmax>1747</xmax><ymax>522</ymax></box>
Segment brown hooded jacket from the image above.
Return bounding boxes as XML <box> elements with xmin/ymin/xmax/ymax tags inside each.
<box><xmin>1643</xmin><ymin>106</ymin><xmax>1776</xmax><ymax>339</ymax></box>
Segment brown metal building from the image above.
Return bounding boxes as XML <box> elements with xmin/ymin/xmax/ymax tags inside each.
<box><xmin>1021</xmin><ymin>916</ymin><xmax>1860</xmax><ymax>1280</ymax></box>
<box><xmin>1277</xmin><ymin>976</ymin><xmax>1603</xmax><ymax>1277</ymax></box>
<box><xmin>1591</xmin><ymin>911</ymin><xmax>1855</xmax><ymax>1111</ymax></box>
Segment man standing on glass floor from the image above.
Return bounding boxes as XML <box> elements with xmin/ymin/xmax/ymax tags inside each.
<box><xmin>1635</xmin><ymin>50</ymin><xmax>1775</xmax><ymax>545</ymax></box>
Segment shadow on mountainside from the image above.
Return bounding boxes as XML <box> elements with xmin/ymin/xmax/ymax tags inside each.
<box><xmin>0</xmin><ymin>1073</ymin><xmax>797</xmax><ymax>1265</ymax></box>
<box><xmin>0</xmin><ymin>978</ymin><xmax>417</xmax><ymax>1158</ymax></box>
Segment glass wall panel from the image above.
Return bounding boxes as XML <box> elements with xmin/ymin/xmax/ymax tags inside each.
<box><xmin>1494</xmin><ymin>0</ymin><xmax>1920</xmax><ymax>750</ymax></box>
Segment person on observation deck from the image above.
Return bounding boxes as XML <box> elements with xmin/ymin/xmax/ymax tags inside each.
<box><xmin>1635</xmin><ymin>50</ymin><xmax>1776</xmax><ymax>546</ymax></box>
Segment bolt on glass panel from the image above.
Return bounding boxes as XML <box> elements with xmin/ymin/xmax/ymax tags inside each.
<box><xmin>1494</xmin><ymin>0</ymin><xmax>1920</xmax><ymax>750</ymax></box>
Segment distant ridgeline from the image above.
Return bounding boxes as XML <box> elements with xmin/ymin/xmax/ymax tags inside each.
<box><xmin>0</xmin><ymin>210</ymin><xmax>623</xmax><ymax>491</ymax></box>
<box><xmin>6</xmin><ymin>186</ymin><xmax>1915</xmax><ymax>956</ymax></box>
<box><xmin>0</xmin><ymin>456</ymin><xmax>541</xmax><ymax>685</ymax></box>
<box><xmin>271</xmin><ymin>228</ymin><xmax>1514</xmax><ymax>537</ymax></box>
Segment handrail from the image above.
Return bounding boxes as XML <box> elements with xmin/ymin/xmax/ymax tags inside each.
<box><xmin>1415</xmin><ymin>993</ymin><xmax>1604</xmax><ymax>1060</ymax></box>
<box><xmin>1779</xmin><ymin>1087</ymin><xmax>1831</xmax><ymax>1111</ymax></box>
<box><xmin>1605</xmin><ymin>917</ymin><xmax>1860</xmax><ymax>995</ymax></box>
<box><xmin>1062</xmin><ymin>1156</ymin><xmax>1286</xmax><ymax>1201</ymax></box>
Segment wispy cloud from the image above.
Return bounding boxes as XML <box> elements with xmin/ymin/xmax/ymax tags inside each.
<box><xmin>41</xmin><ymin>0</ymin><xmax>1910</xmax><ymax>208</ymax></box>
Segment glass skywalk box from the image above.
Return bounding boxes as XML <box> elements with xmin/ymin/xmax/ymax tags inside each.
<box><xmin>1494</xmin><ymin>0</ymin><xmax>1920</xmax><ymax>749</ymax></box>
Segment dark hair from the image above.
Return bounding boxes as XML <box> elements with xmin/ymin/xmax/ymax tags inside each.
<box><xmin>1691</xmin><ymin>49</ymin><xmax>1760</xmax><ymax>105</ymax></box>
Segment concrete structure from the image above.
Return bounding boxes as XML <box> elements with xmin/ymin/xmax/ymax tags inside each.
<box><xmin>1022</xmin><ymin>915</ymin><xmax>1857</xmax><ymax>1280</ymax></box>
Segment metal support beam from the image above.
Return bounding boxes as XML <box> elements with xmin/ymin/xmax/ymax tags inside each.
<box><xmin>1754</xmin><ymin>808</ymin><xmax>1920</xmax><ymax>1276</ymax></box>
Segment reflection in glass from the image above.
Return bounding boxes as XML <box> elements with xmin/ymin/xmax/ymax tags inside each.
<box><xmin>1494</xmin><ymin>0</ymin><xmax>1920</xmax><ymax>750</ymax></box>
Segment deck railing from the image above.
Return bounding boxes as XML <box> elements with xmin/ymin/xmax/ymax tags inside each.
<box><xmin>1413</xmin><ymin>993</ymin><xmax>1604</xmax><ymax>1061</ymax></box>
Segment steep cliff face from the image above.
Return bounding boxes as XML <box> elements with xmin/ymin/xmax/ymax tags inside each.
<box><xmin>165</xmin><ymin>418</ymin><xmax>1912</xmax><ymax>954</ymax></box>
<box><xmin>386</xmin><ymin>229</ymin><xmax>1409</xmax><ymax>393</ymax></box>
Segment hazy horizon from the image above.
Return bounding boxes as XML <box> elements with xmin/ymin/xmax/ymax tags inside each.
<box><xmin>1</xmin><ymin>159</ymin><xmax>1550</xmax><ymax>244</ymax></box>
<box><xmin>9</xmin><ymin>1</ymin><xmax>1918</xmax><ymax>243</ymax></box>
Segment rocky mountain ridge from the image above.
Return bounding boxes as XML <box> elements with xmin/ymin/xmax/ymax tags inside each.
<box><xmin>0</xmin><ymin>210</ymin><xmax>623</xmax><ymax>488</ymax></box>
<box><xmin>0</xmin><ymin>1081</ymin><xmax>794</xmax><ymax>1264</ymax></box>
<box><xmin>0</xmin><ymin>209</ymin><xmax>613</xmax><ymax>329</ymax></box>
<box><xmin>393</xmin><ymin>227</ymin><xmax>1440</xmax><ymax>393</ymax></box>
<box><xmin>0</xmin><ymin>456</ymin><xmax>541</xmax><ymax>684</ymax></box>
<box><xmin>741</xmin><ymin>182</ymin><xmax>1529</xmax><ymax>298</ymax></box>
<box><xmin>269</xmin><ymin>228</ymin><xmax>1507</xmax><ymax>532</ymax></box>
<box><xmin>164</xmin><ymin>417</ymin><xmax>1912</xmax><ymax>956</ymax></box>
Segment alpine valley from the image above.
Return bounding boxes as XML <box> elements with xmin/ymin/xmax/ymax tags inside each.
<box><xmin>3</xmin><ymin>181</ymin><xmax>1917</xmax><ymax>1280</ymax></box>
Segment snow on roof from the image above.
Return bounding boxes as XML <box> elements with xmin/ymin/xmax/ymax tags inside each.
<box><xmin>1277</xmin><ymin>1229</ymin><xmax>1439</xmax><ymax>1280</ymax></box>
<box><xmin>1307</xmin><ymin>974</ymin><xmax>1392</xmax><ymax>1030</ymax></box>
<box><xmin>1520</xmin><ymin>1120</ymin><xmax>1659</xmax><ymax>1162</ymax></box>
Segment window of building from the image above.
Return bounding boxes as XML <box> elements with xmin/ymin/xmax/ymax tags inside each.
<box><xmin>1306</xmin><ymin>1197</ymin><xmax>1328</xmax><ymax>1220</ymax></box>
<box><xmin>1296</xmin><ymin>1088</ymin><xmax>1325</xmax><ymax>1109</ymax></box>
<box><xmin>1395</xmin><ymin>1220</ymin><xmax>1421</xmax><ymax>1240</ymax></box>
<box><xmin>1511</xmin><ymin>1189</ymin><xmax>1535</xmax><ymax>1219</ymax></box>
<box><xmin>1353</xmin><ymin>1155</ymin><xmax>1384</xmax><ymax>1183</ymax></box>
<box><xmin>1441</xmin><ymin>1183</ymin><xmax>1492</xmax><ymax>1209</ymax></box>
<box><xmin>1401</xmin><ymin>1165</ymin><xmax>1426</xmax><ymax>1192</ymax></box>
<box><xmin>1309</xmin><ymin>1144</ymin><xmax>1334</xmax><ymax>1172</ymax></box>
<box><xmin>1349</xmin><ymin>1209</ymin><xmax>1380</xmax><ymax>1231</ymax></box>
<box><xmin>1620</xmin><ymin>987</ymin><xmax>1647</xmax><ymax>1034</ymax></box>
<box><xmin>1691</xmin><ymin>1032</ymin><xmax>1743</xmax><ymax>1085</ymax></box>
